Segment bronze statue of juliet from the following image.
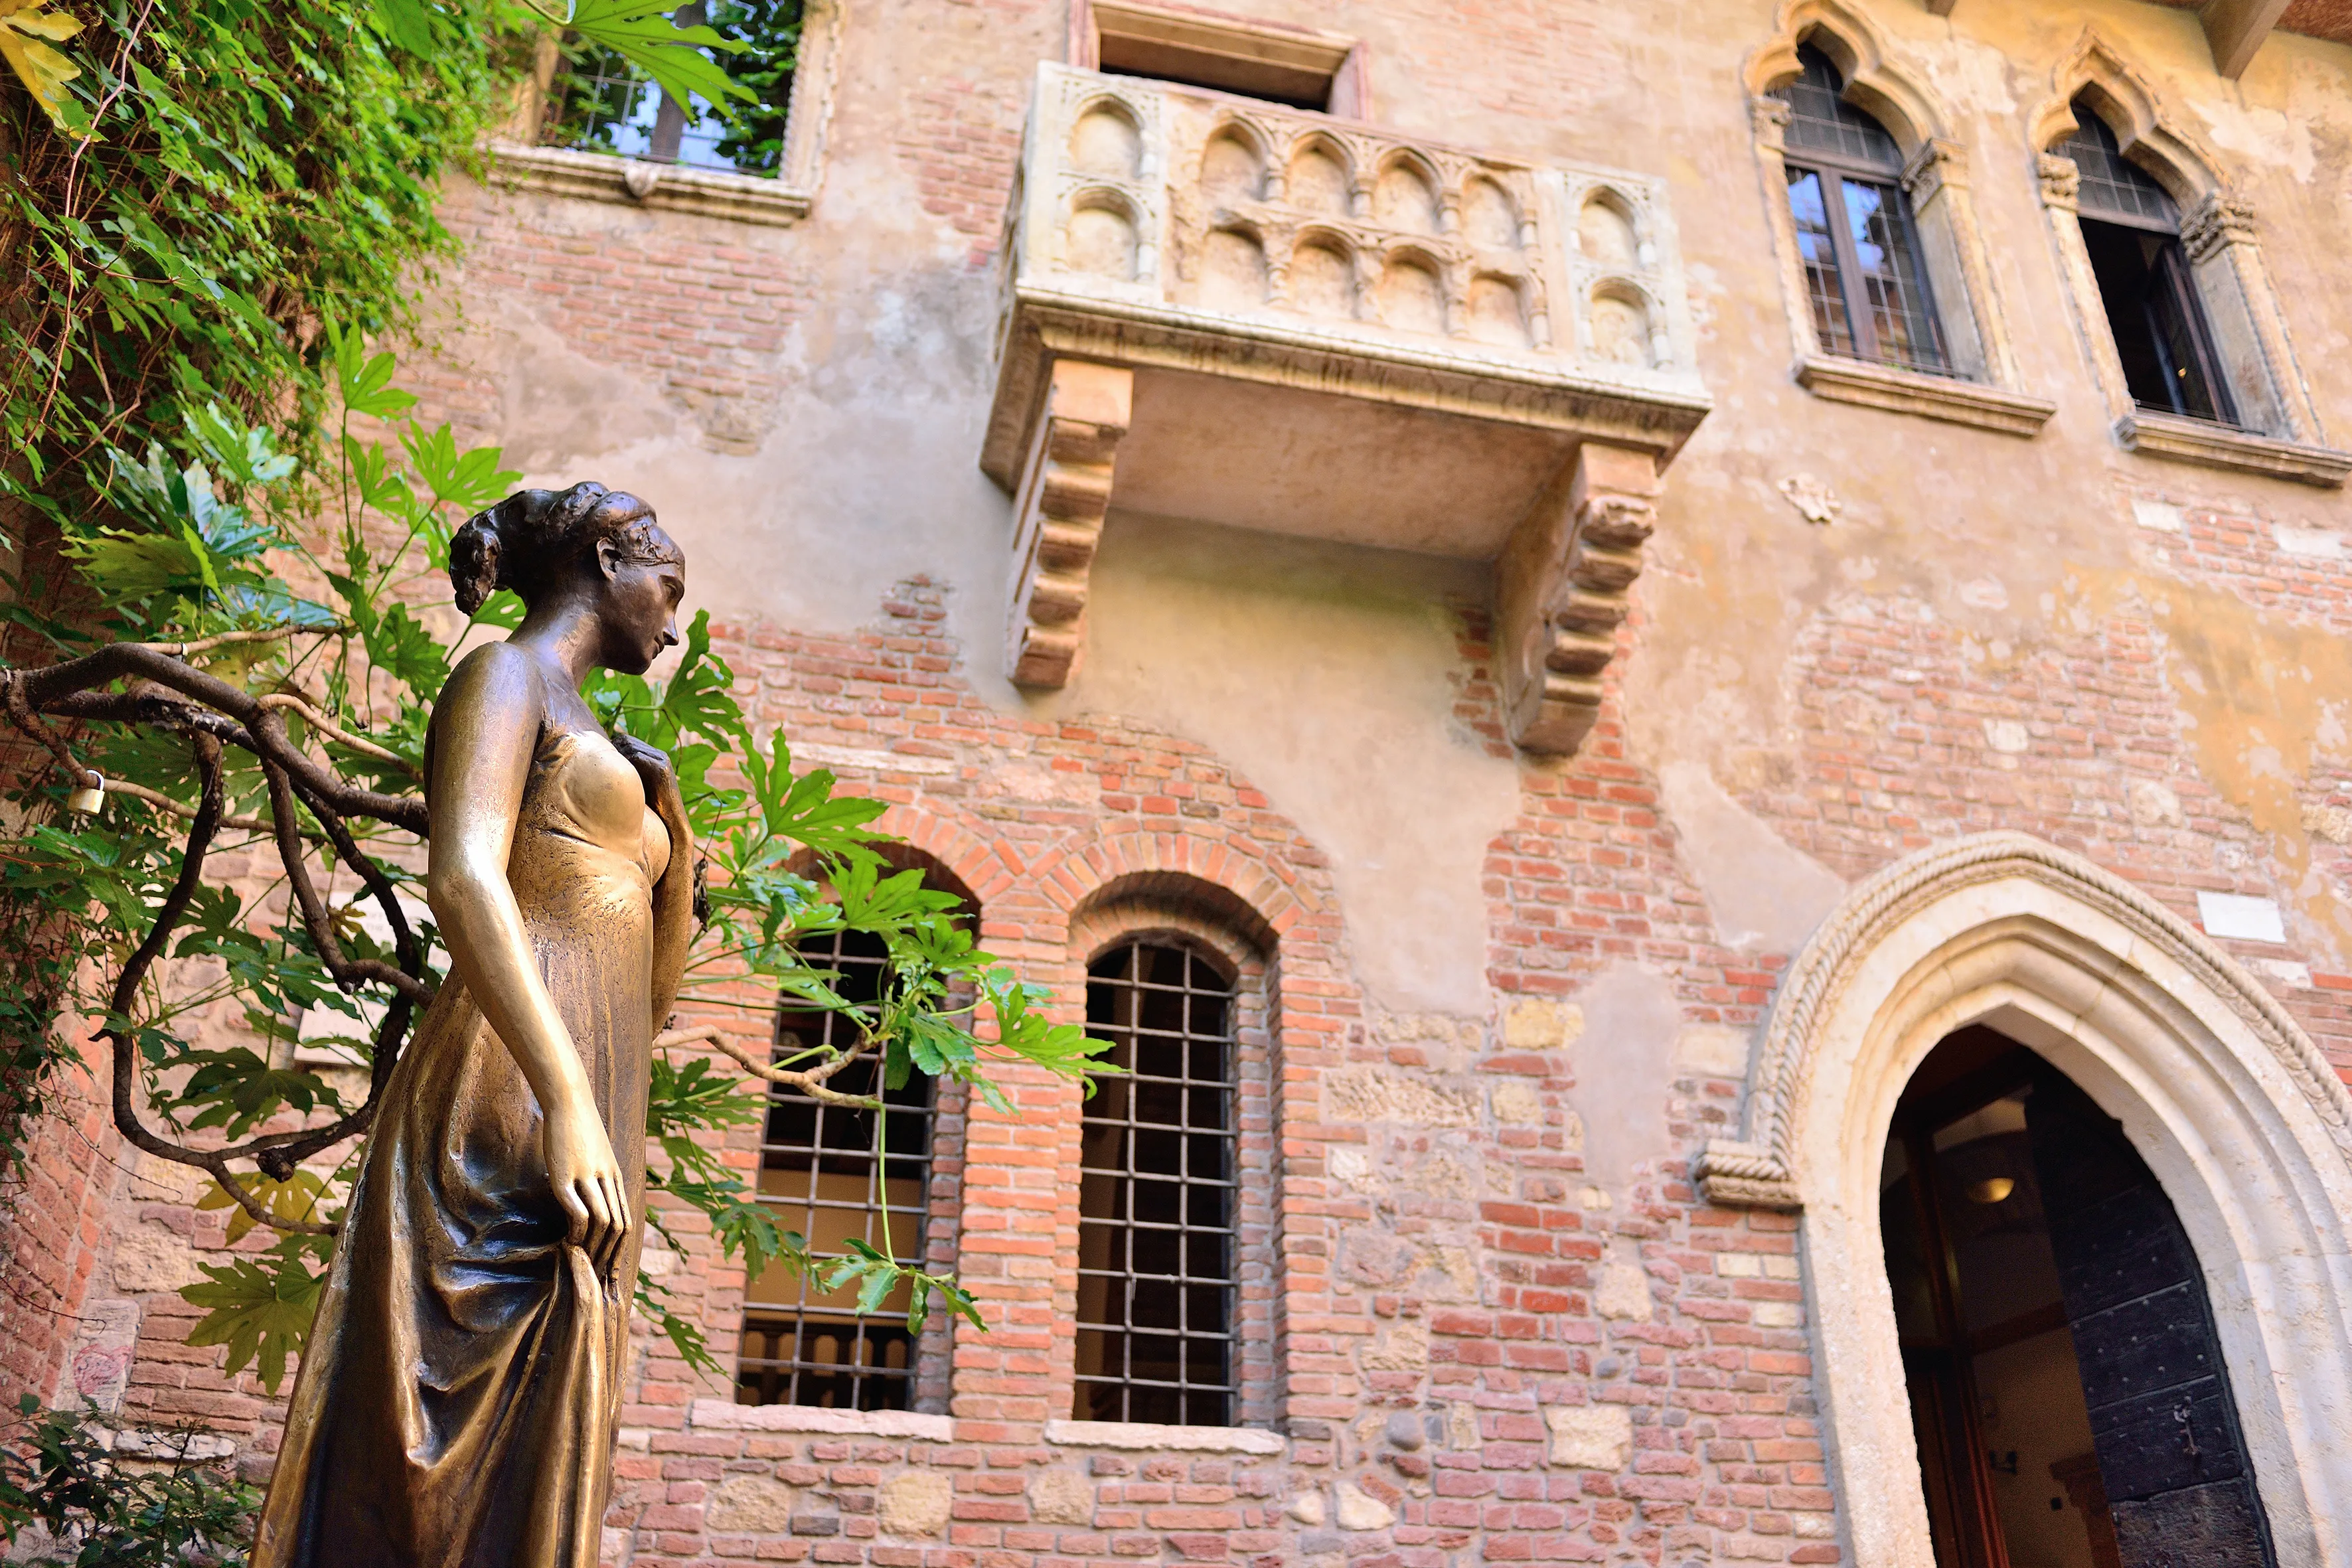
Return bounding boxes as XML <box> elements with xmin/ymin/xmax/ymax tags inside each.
<box><xmin>254</xmin><ymin>483</ymin><xmax>695</xmax><ymax>1568</ymax></box>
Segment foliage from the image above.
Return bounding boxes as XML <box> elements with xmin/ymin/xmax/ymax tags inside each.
<box><xmin>2</xmin><ymin>325</ymin><xmax>1117</xmax><ymax>1397</ymax></box>
<box><xmin>542</xmin><ymin>0</ymin><xmax>799</xmax><ymax>176</ymax></box>
<box><xmin>0</xmin><ymin>1397</ymin><xmax>256</xmax><ymax>1567</ymax></box>
<box><xmin>1</xmin><ymin>1</ymin><xmax>1101</xmax><ymax>1509</ymax></box>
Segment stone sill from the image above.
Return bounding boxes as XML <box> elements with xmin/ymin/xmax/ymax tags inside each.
<box><xmin>483</xmin><ymin>141</ymin><xmax>811</xmax><ymax>227</ymax></box>
<box><xmin>2116</xmin><ymin>410</ymin><xmax>2351</xmax><ymax>489</ymax></box>
<box><xmin>1044</xmin><ymin>1419</ymin><xmax>1285</xmax><ymax>1454</ymax></box>
<box><xmin>686</xmin><ymin>1398</ymin><xmax>953</xmax><ymax>1440</ymax></box>
<box><xmin>1794</xmin><ymin>354</ymin><xmax>2057</xmax><ymax>437</ymax></box>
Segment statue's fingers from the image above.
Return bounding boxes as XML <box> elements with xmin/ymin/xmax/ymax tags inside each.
<box><xmin>580</xmin><ymin>1176</ymin><xmax>614</xmax><ymax>1255</ymax></box>
<box><xmin>557</xmin><ymin>1180</ymin><xmax>591</xmax><ymax>1247</ymax></box>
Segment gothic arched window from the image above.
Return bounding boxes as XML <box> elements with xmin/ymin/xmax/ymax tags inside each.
<box><xmin>1774</xmin><ymin>44</ymin><xmax>1946</xmax><ymax>372</ymax></box>
<box><xmin>2055</xmin><ymin>100</ymin><xmax>2233</xmax><ymax>426</ymax></box>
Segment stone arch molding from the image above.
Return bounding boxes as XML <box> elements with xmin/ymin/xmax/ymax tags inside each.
<box><xmin>1697</xmin><ymin>830</ymin><xmax>2352</xmax><ymax>1568</ymax></box>
<box><xmin>2027</xmin><ymin>27</ymin><xmax>2227</xmax><ymax>204</ymax></box>
<box><xmin>1742</xmin><ymin>0</ymin><xmax>1945</xmax><ymax>151</ymax></box>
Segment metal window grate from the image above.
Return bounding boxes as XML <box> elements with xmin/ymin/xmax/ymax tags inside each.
<box><xmin>2057</xmin><ymin>101</ymin><xmax>2179</xmax><ymax>231</ymax></box>
<box><xmin>1777</xmin><ymin>44</ymin><xmax>1901</xmax><ymax>171</ymax></box>
<box><xmin>736</xmin><ymin>928</ymin><xmax>935</xmax><ymax>1411</ymax></box>
<box><xmin>1075</xmin><ymin>942</ymin><xmax>1237</xmax><ymax>1427</ymax></box>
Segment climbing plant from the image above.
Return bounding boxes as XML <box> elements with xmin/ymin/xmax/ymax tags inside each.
<box><xmin>0</xmin><ymin>0</ymin><xmax>1108</xmax><ymax>1418</ymax></box>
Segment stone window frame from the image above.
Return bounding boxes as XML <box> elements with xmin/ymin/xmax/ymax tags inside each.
<box><xmin>1064</xmin><ymin>888</ymin><xmax>1284</xmax><ymax>1433</ymax></box>
<box><xmin>1743</xmin><ymin>0</ymin><xmax>2055</xmax><ymax>437</ymax></box>
<box><xmin>484</xmin><ymin>0</ymin><xmax>843</xmax><ymax>227</ymax></box>
<box><xmin>2027</xmin><ymin>29</ymin><xmax>2349</xmax><ymax>487</ymax></box>
<box><xmin>1069</xmin><ymin>0</ymin><xmax>1368</xmax><ymax>119</ymax></box>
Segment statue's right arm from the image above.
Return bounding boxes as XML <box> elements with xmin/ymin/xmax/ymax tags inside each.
<box><xmin>425</xmin><ymin>643</ymin><xmax>631</xmax><ymax>1266</ymax></box>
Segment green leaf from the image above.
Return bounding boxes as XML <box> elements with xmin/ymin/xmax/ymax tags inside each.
<box><xmin>182</xmin><ymin>1245</ymin><xmax>327</xmax><ymax>1395</ymax></box>
<box><xmin>565</xmin><ymin>0</ymin><xmax>756</xmax><ymax>110</ymax></box>
<box><xmin>371</xmin><ymin>0</ymin><xmax>435</xmax><ymax>53</ymax></box>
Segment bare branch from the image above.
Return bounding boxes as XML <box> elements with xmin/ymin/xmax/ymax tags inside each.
<box><xmin>262</xmin><ymin>759</ymin><xmax>431</xmax><ymax>1006</ymax></box>
<box><xmin>256</xmin><ymin>692</ymin><xmax>418</xmax><ymax>777</ymax></box>
<box><xmin>655</xmin><ymin>1023</ymin><xmax>883</xmax><ymax>1109</ymax></box>
<box><xmin>131</xmin><ymin>625</ymin><xmax>343</xmax><ymax>659</ymax></box>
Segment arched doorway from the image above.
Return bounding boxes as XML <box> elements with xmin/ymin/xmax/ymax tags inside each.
<box><xmin>1693</xmin><ymin>832</ymin><xmax>2352</xmax><ymax>1568</ymax></box>
<box><xmin>1885</xmin><ymin>1026</ymin><xmax>2276</xmax><ymax>1567</ymax></box>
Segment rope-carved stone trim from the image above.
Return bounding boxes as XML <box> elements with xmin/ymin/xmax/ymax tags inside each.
<box><xmin>1695</xmin><ymin>830</ymin><xmax>2352</xmax><ymax>1210</ymax></box>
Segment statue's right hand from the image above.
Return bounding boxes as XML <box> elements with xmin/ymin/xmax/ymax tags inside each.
<box><xmin>543</xmin><ymin>1097</ymin><xmax>629</xmax><ymax>1273</ymax></box>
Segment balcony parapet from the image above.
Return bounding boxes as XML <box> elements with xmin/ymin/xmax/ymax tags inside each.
<box><xmin>980</xmin><ymin>65</ymin><xmax>1712</xmax><ymax>752</ymax></box>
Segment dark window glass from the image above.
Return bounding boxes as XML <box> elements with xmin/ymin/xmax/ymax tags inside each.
<box><xmin>737</xmin><ymin>927</ymin><xmax>934</xmax><ymax>1410</ymax></box>
<box><xmin>1774</xmin><ymin>45</ymin><xmax>1947</xmax><ymax>373</ymax></box>
<box><xmin>2055</xmin><ymin>103</ymin><xmax>2179</xmax><ymax>228</ymax></box>
<box><xmin>544</xmin><ymin>0</ymin><xmax>799</xmax><ymax>175</ymax></box>
<box><xmin>1075</xmin><ymin>942</ymin><xmax>1237</xmax><ymax>1427</ymax></box>
<box><xmin>2055</xmin><ymin>100</ymin><xmax>2234</xmax><ymax>427</ymax></box>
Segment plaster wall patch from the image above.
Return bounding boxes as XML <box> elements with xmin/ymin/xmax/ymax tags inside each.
<box><xmin>2197</xmin><ymin>891</ymin><xmax>2286</xmax><ymax>943</ymax></box>
<box><xmin>2274</xmin><ymin>525</ymin><xmax>2343</xmax><ymax>560</ymax></box>
<box><xmin>2132</xmin><ymin>498</ymin><xmax>2184</xmax><ymax>532</ymax></box>
<box><xmin>1776</xmin><ymin>473</ymin><xmax>1842</xmax><ymax>525</ymax></box>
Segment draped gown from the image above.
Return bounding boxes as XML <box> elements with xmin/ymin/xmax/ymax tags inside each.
<box><xmin>254</xmin><ymin>712</ymin><xmax>686</xmax><ymax>1568</ymax></box>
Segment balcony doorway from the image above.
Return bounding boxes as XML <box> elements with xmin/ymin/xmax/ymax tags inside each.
<box><xmin>1883</xmin><ymin>1026</ymin><xmax>2277</xmax><ymax>1568</ymax></box>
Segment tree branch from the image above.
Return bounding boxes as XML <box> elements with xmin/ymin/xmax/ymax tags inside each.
<box><xmin>653</xmin><ymin>1022</ymin><xmax>883</xmax><ymax>1109</ymax></box>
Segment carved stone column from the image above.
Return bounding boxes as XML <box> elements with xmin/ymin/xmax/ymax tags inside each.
<box><xmin>1006</xmin><ymin>359</ymin><xmax>1133</xmax><ymax>689</ymax></box>
<box><xmin>1496</xmin><ymin>441</ymin><xmax>1660</xmax><ymax>755</ymax></box>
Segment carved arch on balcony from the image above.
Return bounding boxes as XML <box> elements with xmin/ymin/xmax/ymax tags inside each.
<box><xmin>1282</xmin><ymin>131</ymin><xmax>1357</xmax><ymax>218</ymax></box>
<box><xmin>1194</xmin><ymin>114</ymin><xmax>1272</xmax><ymax>203</ymax></box>
<box><xmin>1369</xmin><ymin>147</ymin><xmax>1443</xmax><ymax>235</ymax></box>
<box><xmin>2028</xmin><ymin>27</ymin><xmax>2341</xmax><ymax>470</ymax></box>
<box><xmin>1741</xmin><ymin>0</ymin><xmax>2037</xmax><ymax>414</ymax></box>
<box><xmin>1456</xmin><ymin>172</ymin><xmax>1525</xmax><ymax>254</ymax></box>
<box><xmin>1585</xmin><ymin>277</ymin><xmax>1664</xmax><ymax>370</ymax></box>
<box><xmin>1067</xmin><ymin>92</ymin><xmax>1148</xmax><ymax>182</ymax></box>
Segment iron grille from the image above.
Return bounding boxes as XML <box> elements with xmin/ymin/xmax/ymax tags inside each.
<box><xmin>2056</xmin><ymin>101</ymin><xmax>2179</xmax><ymax>231</ymax></box>
<box><xmin>1075</xmin><ymin>942</ymin><xmax>1237</xmax><ymax>1426</ymax></box>
<box><xmin>736</xmin><ymin>927</ymin><xmax>934</xmax><ymax>1410</ymax></box>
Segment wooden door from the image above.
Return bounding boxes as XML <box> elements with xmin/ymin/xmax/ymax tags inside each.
<box><xmin>2024</xmin><ymin>1075</ymin><xmax>2277</xmax><ymax>1567</ymax></box>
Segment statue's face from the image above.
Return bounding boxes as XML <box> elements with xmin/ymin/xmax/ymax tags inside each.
<box><xmin>596</xmin><ymin>528</ymin><xmax>685</xmax><ymax>675</ymax></box>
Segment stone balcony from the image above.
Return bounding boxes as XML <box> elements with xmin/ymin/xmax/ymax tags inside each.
<box><xmin>980</xmin><ymin>64</ymin><xmax>1712</xmax><ymax>752</ymax></box>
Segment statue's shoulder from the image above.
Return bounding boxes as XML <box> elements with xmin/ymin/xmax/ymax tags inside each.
<box><xmin>438</xmin><ymin>640</ymin><xmax>548</xmax><ymax>722</ymax></box>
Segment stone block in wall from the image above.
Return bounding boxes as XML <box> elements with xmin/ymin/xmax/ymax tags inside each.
<box><xmin>1545</xmin><ymin>1404</ymin><xmax>1632</xmax><ymax>1470</ymax></box>
<box><xmin>876</xmin><ymin>1470</ymin><xmax>953</xmax><ymax>1537</ymax></box>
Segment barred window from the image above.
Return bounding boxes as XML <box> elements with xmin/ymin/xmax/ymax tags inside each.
<box><xmin>1773</xmin><ymin>44</ymin><xmax>1946</xmax><ymax>372</ymax></box>
<box><xmin>1075</xmin><ymin>941</ymin><xmax>1238</xmax><ymax>1426</ymax></box>
<box><xmin>2057</xmin><ymin>100</ymin><xmax>2234</xmax><ymax>426</ymax></box>
<box><xmin>543</xmin><ymin>0</ymin><xmax>799</xmax><ymax>176</ymax></box>
<box><xmin>737</xmin><ymin>927</ymin><xmax>935</xmax><ymax>1411</ymax></box>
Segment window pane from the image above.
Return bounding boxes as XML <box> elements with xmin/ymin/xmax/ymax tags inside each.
<box><xmin>2057</xmin><ymin>100</ymin><xmax>2178</xmax><ymax>229</ymax></box>
<box><xmin>1075</xmin><ymin>941</ymin><xmax>1238</xmax><ymax>1427</ymax></box>
<box><xmin>1840</xmin><ymin>177</ymin><xmax>1944</xmax><ymax>371</ymax></box>
<box><xmin>1786</xmin><ymin>169</ymin><xmax>1857</xmax><ymax>357</ymax></box>
<box><xmin>1777</xmin><ymin>43</ymin><xmax>1902</xmax><ymax>170</ymax></box>
<box><xmin>738</xmin><ymin>927</ymin><xmax>937</xmax><ymax>1411</ymax></box>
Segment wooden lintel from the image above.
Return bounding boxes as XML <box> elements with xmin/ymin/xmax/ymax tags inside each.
<box><xmin>2203</xmin><ymin>0</ymin><xmax>2291</xmax><ymax>79</ymax></box>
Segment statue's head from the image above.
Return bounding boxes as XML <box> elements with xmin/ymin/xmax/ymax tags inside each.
<box><xmin>451</xmin><ymin>483</ymin><xmax>685</xmax><ymax>674</ymax></box>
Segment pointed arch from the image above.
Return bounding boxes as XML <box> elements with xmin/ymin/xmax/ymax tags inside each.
<box><xmin>1742</xmin><ymin>0</ymin><xmax>1945</xmax><ymax>153</ymax></box>
<box><xmin>2029</xmin><ymin>27</ymin><xmax>2226</xmax><ymax>206</ymax></box>
<box><xmin>1697</xmin><ymin>831</ymin><xmax>2352</xmax><ymax>1567</ymax></box>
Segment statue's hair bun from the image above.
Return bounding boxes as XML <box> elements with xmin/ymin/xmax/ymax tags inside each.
<box><xmin>449</xmin><ymin>482</ymin><xmax>633</xmax><ymax>614</ymax></box>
